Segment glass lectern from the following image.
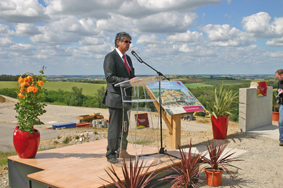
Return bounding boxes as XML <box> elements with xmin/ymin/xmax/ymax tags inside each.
<box><xmin>114</xmin><ymin>76</ymin><xmax>161</xmax><ymax>166</ymax></box>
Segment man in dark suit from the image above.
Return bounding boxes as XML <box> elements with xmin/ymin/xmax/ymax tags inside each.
<box><xmin>103</xmin><ymin>32</ymin><xmax>135</xmax><ymax>164</ymax></box>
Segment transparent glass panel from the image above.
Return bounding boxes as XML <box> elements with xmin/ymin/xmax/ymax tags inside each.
<box><xmin>117</xmin><ymin>76</ymin><xmax>162</xmax><ymax>167</ymax></box>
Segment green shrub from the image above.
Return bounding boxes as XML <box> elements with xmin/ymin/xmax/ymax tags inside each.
<box><xmin>62</xmin><ymin>136</ymin><xmax>72</xmax><ymax>144</ymax></box>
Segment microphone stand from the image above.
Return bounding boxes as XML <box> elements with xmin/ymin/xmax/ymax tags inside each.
<box><xmin>131</xmin><ymin>51</ymin><xmax>170</xmax><ymax>155</ymax></box>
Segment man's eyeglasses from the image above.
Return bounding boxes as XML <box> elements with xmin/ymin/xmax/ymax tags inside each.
<box><xmin>123</xmin><ymin>40</ymin><xmax>131</xmax><ymax>44</ymax></box>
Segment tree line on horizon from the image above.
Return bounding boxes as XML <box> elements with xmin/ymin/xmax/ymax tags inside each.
<box><xmin>0</xmin><ymin>74</ymin><xmax>21</xmax><ymax>81</ymax></box>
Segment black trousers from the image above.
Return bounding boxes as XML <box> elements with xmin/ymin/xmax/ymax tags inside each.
<box><xmin>106</xmin><ymin>107</ymin><xmax>129</xmax><ymax>157</ymax></box>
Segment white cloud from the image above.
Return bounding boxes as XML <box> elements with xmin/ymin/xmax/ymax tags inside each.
<box><xmin>78</xmin><ymin>43</ymin><xmax>111</xmax><ymax>55</ymax></box>
<box><xmin>242</xmin><ymin>12</ymin><xmax>283</xmax><ymax>38</ymax></box>
<box><xmin>202</xmin><ymin>24</ymin><xmax>256</xmax><ymax>46</ymax></box>
<box><xmin>0</xmin><ymin>24</ymin><xmax>15</xmax><ymax>37</ymax></box>
<box><xmin>0</xmin><ymin>37</ymin><xmax>13</xmax><ymax>46</ymax></box>
<box><xmin>179</xmin><ymin>45</ymin><xmax>215</xmax><ymax>57</ymax></box>
<box><xmin>136</xmin><ymin>34</ymin><xmax>162</xmax><ymax>44</ymax></box>
<box><xmin>167</xmin><ymin>31</ymin><xmax>203</xmax><ymax>45</ymax></box>
<box><xmin>0</xmin><ymin>1</ymin><xmax>16</xmax><ymax>11</ymax></box>
<box><xmin>7</xmin><ymin>43</ymin><xmax>35</xmax><ymax>58</ymax></box>
<box><xmin>97</xmin><ymin>13</ymin><xmax>133</xmax><ymax>32</ymax></box>
<box><xmin>79</xmin><ymin>37</ymin><xmax>106</xmax><ymax>46</ymax></box>
<box><xmin>0</xmin><ymin>0</ymin><xmax>49</xmax><ymax>23</ymax></box>
<box><xmin>44</xmin><ymin>0</ymin><xmax>220</xmax><ymax>19</ymax></box>
<box><xmin>15</xmin><ymin>23</ymin><xmax>41</xmax><ymax>36</ymax></box>
<box><xmin>30</xmin><ymin>16</ymin><xmax>99</xmax><ymax>45</ymax></box>
<box><xmin>136</xmin><ymin>0</ymin><xmax>221</xmax><ymax>10</ymax></box>
<box><xmin>268</xmin><ymin>51</ymin><xmax>283</xmax><ymax>58</ymax></box>
<box><xmin>45</xmin><ymin>0</ymin><xmax>122</xmax><ymax>13</ymax></box>
<box><xmin>135</xmin><ymin>12</ymin><xmax>197</xmax><ymax>33</ymax></box>
<box><xmin>49</xmin><ymin>16</ymin><xmax>98</xmax><ymax>36</ymax></box>
<box><xmin>96</xmin><ymin>11</ymin><xmax>197</xmax><ymax>34</ymax></box>
<box><xmin>34</xmin><ymin>46</ymin><xmax>71</xmax><ymax>59</ymax></box>
<box><xmin>266</xmin><ymin>37</ymin><xmax>283</xmax><ymax>47</ymax></box>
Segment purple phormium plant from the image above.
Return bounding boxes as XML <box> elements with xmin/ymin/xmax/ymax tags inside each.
<box><xmin>159</xmin><ymin>141</ymin><xmax>203</xmax><ymax>188</ymax></box>
<box><xmin>202</xmin><ymin>140</ymin><xmax>242</xmax><ymax>178</ymax></box>
<box><xmin>102</xmin><ymin>157</ymin><xmax>159</xmax><ymax>188</ymax></box>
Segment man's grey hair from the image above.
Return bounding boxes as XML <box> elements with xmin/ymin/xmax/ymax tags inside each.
<box><xmin>276</xmin><ymin>69</ymin><xmax>283</xmax><ymax>75</ymax></box>
<box><xmin>115</xmin><ymin>32</ymin><xmax>131</xmax><ymax>48</ymax></box>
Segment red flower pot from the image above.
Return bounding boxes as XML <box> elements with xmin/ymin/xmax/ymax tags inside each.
<box><xmin>211</xmin><ymin>116</ymin><xmax>229</xmax><ymax>139</ymax></box>
<box><xmin>272</xmin><ymin>111</ymin><xmax>279</xmax><ymax>121</ymax></box>
<box><xmin>13</xmin><ymin>126</ymin><xmax>40</xmax><ymax>158</ymax></box>
<box><xmin>204</xmin><ymin>168</ymin><xmax>224</xmax><ymax>187</ymax></box>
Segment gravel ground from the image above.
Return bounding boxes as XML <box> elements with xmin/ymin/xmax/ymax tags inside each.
<box><xmin>195</xmin><ymin>133</ymin><xmax>283</xmax><ymax>188</ymax></box>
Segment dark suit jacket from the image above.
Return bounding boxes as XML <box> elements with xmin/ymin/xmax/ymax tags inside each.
<box><xmin>103</xmin><ymin>49</ymin><xmax>135</xmax><ymax>108</ymax></box>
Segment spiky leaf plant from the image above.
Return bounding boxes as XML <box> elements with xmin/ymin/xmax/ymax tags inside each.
<box><xmin>159</xmin><ymin>141</ymin><xmax>203</xmax><ymax>188</ymax></box>
<box><xmin>206</xmin><ymin>82</ymin><xmax>239</xmax><ymax>118</ymax></box>
<box><xmin>102</xmin><ymin>157</ymin><xmax>159</xmax><ymax>188</ymax></box>
<box><xmin>202</xmin><ymin>140</ymin><xmax>242</xmax><ymax>178</ymax></box>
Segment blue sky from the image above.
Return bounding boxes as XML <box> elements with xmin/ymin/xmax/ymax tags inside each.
<box><xmin>0</xmin><ymin>0</ymin><xmax>282</xmax><ymax>76</ymax></box>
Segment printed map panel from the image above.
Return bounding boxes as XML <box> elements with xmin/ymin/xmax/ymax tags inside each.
<box><xmin>147</xmin><ymin>81</ymin><xmax>204</xmax><ymax>115</ymax></box>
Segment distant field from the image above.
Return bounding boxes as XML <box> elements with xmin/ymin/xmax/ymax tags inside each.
<box><xmin>184</xmin><ymin>83</ymin><xmax>213</xmax><ymax>88</ymax></box>
<box><xmin>43</xmin><ymin>82</ymin><xmax>106</xmax><ymax>96</ymax></box>
<box><xmin>0</xmin><ymin>81</ymin><xmax>17</xmax><ymax>89</ymax></box>
<box><xmin>0</xmin><ymin>81</ymin><xmax>106</xmax><ymax>96</ymax></box>
<box><xmin>201</xmin><ymin>79</ymin><xmax>252</xmax><ymax>85</ymax></box>
<box><xmin>171</xmin><ymin>78</ymin><xmax>253</xmax><ymax>86</ymax></box>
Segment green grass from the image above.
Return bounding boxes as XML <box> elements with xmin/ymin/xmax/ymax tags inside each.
<box><xmin>171</xmin><ymin>77</ymin><xmax>253</xmax><ymax>86</ymax></box>
<box><xmin>201</xmin><ymin>79</ymin><xmax>251</xmax><ymax>85</ymax></box>
<box><xmin>0</xmin><ymin>81</ymin><xmax>17</xmax><ymax>89</ymax></box>
<box><xmin>185</xmin><ymin>83</ymin><xmax>214</xmax><ymax>88</ymax></box>
<box><xmin>43</xmin><ymin>82</ymin><xmax>106</xmax><ymax>96</ymax></box>
<box><xmin>0</xmin><ymin>151</ymin><xmax>17</xmax><ymax>167</ymax></box>
<box><xmin>62</xmin><ymin>136</ymin><xmax>72</xmax><ymax>144</ymax></box>
<box><xmin>0</xmin><ymin>81</ymin><xmax>106</xmax><ymax>96</ymax></box>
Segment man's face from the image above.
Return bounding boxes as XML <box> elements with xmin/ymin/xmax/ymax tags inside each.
<box><xmin>276</xmin><ymin>72</ymin><xmax>283</xmax><ymax>81</ymax></box>
<box><xmin>117</xmin><ymin>37</ymin><xmax>131</xmax><ymax>54</ymax></box>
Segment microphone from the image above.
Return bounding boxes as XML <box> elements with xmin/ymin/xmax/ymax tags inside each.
<box><xmin>131</xmin><ymin>50</ymin><xmax>170</xmax><ymax>81</ymax></box>
<box><xmin>131</xmin><ymin>50</ymin><xmax>144</xmax><ymax>63</ymax></box>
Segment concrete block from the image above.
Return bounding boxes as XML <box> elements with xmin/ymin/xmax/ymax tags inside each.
<box><xmin>239</xmin><ymin>83</ymin><xmax>273</xmax><ymax>132</ymax></box>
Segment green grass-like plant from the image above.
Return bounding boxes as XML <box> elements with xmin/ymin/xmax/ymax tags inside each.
<box><xmin>62</xmin><ymin>136</ymin><xmax>72</xmax><ymax>144</ymax></box>
<box><xmin>0</xmin><ymin>151</ymin><xmax>17</xmax><ymax>167</ymax></box>
<box><xmin>206</xmin><ymin>82</ymin><xmax>239</xmax><ymax>117</ymax></box>
<box><xmin>102</xmin><ymin>157</ymin><xmax>159</xmax><ymax>188</ymax></box>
